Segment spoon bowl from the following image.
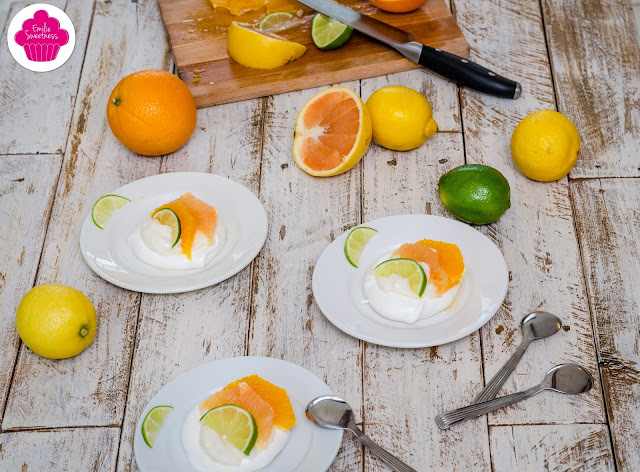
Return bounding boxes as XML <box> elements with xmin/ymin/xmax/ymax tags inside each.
<box><xmin>306</xmin><ymin>395</ymin><xmax>353</xmax><ymax>430</ymax></box>
<box><xmin>545</xmin><ymin>363</ymin><xmax>594</xmax><ymax>394</ymax></box>
<box><xmin>521</xmin><ymin>311</ymin><xmax>563</xmax><ymax>340</ymax></box>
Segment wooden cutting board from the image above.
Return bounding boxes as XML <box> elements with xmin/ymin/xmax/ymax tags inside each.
<box><xmin>158</xmin><ymin>0</ymin><xmax>469</xmax><ymax>107</ymax></box>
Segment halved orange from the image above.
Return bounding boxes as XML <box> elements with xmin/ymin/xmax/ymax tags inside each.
<box><xmin>293</xmin><ymin>87</ymin><xmax>372</xmax><ymax>177</ymax></box>
<box><xmin>224</xmin><ymin>375</ymin><xmax>296</xmax><ymax>430</ymax></box>
<box><xmin>200</xmin><ymin>382</ymin><xmax>275</xmax><ymax>446</ymax></box>
<box><xmin>368</xmin><ymin>0</ymin><xmax>427</xmax><ymax>13</ymax></box>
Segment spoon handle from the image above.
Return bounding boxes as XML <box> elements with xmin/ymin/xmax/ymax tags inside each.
<box><xmin>473</xmin><ymin>337</ymin><xmax>531</xmax><ymax>403</ymax></box>
<box><xmin>348</xmin><ymin>421</ymin><xmax>417</xmax><ymax>472</ymax></box>
<box><xmin>435</xmin><ymin>385</ymin><xmax>541</xmax><ymax>430</ymax></box>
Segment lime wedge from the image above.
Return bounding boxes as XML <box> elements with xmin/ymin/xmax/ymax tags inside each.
<box><xmin>91</xmin><ymin>194</ymin><xmax>131</xmax><ymax>229</ymax></box>
<box><xmin>200</xmin><ymin>404</ymin><xmax>258</xmax><ymax>455</ymax></box>
<box><xmin>372</xmin><ymin>258</ymin><xmax>427</xmax><ymax>297</ymax></box>
<box><xmin>141</xmin><ymin>405</ymin><xmax>173</xmax><ymax>448</ymax></box>
<box><xmin>259</xmin><ymin>11</ymin><xmax>296</xmax><ymax>32</ymax></box>
<box><xmin>311</xmin><ymin>13</ymin><xmax>353</xmax><ymax>50</ymax></box>
<box><xmin>151</xmin><ymin>207</ymin><xmax>181</xmax><ymax>248</ymax></box>
<box><xmin>344</xmin><ymin>227</ymin><xmax>378</xmax><ymax>268</ymax></box>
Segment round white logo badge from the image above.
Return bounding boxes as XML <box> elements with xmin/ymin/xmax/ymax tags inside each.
<box><xmin>7</xmin><ymin>3</ymin><xmax>76</xmax><ymax>72</ymax></box>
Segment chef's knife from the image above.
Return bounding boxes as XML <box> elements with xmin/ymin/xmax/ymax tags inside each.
<box><xmin>297</xmin><ymin>0</ymin><xmax>522</xmax><ymax>99</ymax></box>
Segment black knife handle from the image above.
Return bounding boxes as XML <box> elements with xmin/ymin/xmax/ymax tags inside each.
<box><xmin>418</xmin><ymin>45</ymin><xmax>521</xmax><ymax>99</ymax></box>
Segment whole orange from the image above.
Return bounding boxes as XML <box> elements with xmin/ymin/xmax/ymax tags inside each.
<box><xmin>106</xmin><ymin>70</ymin><xmax>197</xmax><ymax>156</ymax></box>
<box><xmin>369</xmin><ymin>0</ymin><xmax>427</xmax><ymax>12</ymax></box>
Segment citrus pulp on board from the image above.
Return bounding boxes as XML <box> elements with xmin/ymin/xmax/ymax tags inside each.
<box><xmin>366</xmin><ymin>85</ymin><xmax>438</xmax><ymax>151</ymax></box>
<box><xmin>107</xmin><ymin>70</ymin><xmax>197</xmax><ymax>156</ymax></box>
<box><xmin>368</xmin><ymin>0</ymin><xmax>427</xmax><ymax>13</ymax></box>
<box><xmin>511</xmin><ymin>110</ymin><xmax>581</xmax><ymax>182</ymax></box>
<box><xmin>293</xmin><ymin>87</ymin><xmax>372</xmax><ymax>177</ymax></box>
<box><xmin>227</xmin><ymin>22</ymin><xmax>306</xmax><ymax>70</ymax></box>
<box><xmin>438</xmin><ymin>164</ymin><xmax>511</xmax><ymax>224</ymax></box>
<box><xmin>15</xmin><ymin>283</ymin><xmax>96</xmax><ymax>359</ymax></box>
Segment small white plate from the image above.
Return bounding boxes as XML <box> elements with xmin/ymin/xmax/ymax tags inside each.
<box><xmin>312</xmin><ymin>214</ymin><xmax>509</xmax><ymax>348</ymax></box>
<box><xmin>80</xmin><ymin>172</ymin><xmax>267</xmax><ymax>294</ymax></box>
<box><xmin>133</xmin><ymin>356</ymin><xmax>342</xmax><ymax>472</ymax></box>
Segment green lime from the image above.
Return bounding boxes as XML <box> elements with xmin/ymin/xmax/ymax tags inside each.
<box><xmin>344</xmin><ymin>226</ymin><xmax>378</xmax><ymax>268</ymax></box>
<box><xmin>151</xmin><ymin>207</ymin><xmax>181</xmax><ymax>248</ymax></box>
<box><xmin>372</xmin><ymin>258</ymin><xmax>427</xmax><ymax>297</ymax></box>
<box><xmin>259</xmin><ymin>11</ymin><xmax>296</xmax><ymax>32</ymax></box>
<box><xmin>91</xmin><ymin>194</ymin><xmax>131</xmax><ymax>229</ymax></box>
<box><xmin>200</xmin><ymin>404</ymin><xmax>258</xmax><ymax>455</ymax></box>
<box><xmin>438</xmin><ymin>164</ymin><xmax>511</xmax><ymax>224</ymax></box>
<box><xmin>311</xmin><ymin>13</ymin><xmax>353</xmax><ymax>50</ymax></box>
<box><xmin>141</xmin><ymin>405</ymin><xmax>173</xmax><ymax>448</ymax></box>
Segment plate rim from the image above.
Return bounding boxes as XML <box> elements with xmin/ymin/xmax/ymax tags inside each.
<box><xmin>312</xmin><ymin>214</ymin><xmax>509</xmax><ymax>348</ymax></box>
<box><xmin>133</xmin><ymin>356</ymin><xmax>343</xmax><ymax>472</ymax></box>
<box><xmin>80</xmin><ymin>172</ymin><xmax>268</xmax><ymax>294</ymax></box>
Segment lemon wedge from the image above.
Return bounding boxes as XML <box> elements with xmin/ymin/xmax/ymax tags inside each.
<box><xmin>227</xmin><ymin>22</ymin><xmax>306</xmax><ymax>70</ymax></box>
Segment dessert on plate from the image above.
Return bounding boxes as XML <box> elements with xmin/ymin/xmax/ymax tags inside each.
<box><xmin>182</xmin><ymin>374</ymin><xmax>296</xmax><ymax>471</ymax></box>
<box><xmin>364</xmin><ymin>239</ymin><xmax>465</xmax><ymax>324</ymax></box>
<box><xmin>128</xmin><ymin>193</ymin><xmax>226</xmax><ymax>270</ymax></box>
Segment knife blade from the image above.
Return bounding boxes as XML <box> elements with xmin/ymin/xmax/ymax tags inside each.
<box><xmin>297</xmin><ymin>0</ymin><xmax>522</xmax><ymax>99</ymax></box>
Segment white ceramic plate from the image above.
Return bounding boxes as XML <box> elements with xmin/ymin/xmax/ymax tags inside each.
<box><xmin>80</xmin><ymin>172</ymin><xmax>267</xmax><ymax>293</ymax></box>
<box><xmin>134</xmin><ymin>356</ymin><xmax>342</xmax><ymax>472</ymax></box>
<box><xmin>312</xmin><ymin>214</ymin><xmax>509</xmax><ymax>348</ymax></box>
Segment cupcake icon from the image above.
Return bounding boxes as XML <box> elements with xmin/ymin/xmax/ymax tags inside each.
<box><xmin>14</xmin><ymin>9</ymin><xmax>69</xmax><ymax>62</ymax></box>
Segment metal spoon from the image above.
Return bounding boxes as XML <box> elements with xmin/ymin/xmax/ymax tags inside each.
<box><xmin>306</xmin><ymin>396</ymin><xmax>417</xmax><ymax>472</ymax></box>
<box><xmin>436</xmin><ymin>363</ymin><xmax>593</xmax><ymax>430</ymax></box>
<box><xmin>473</xmin><ymin>311</ymin><xmax>563</xmax><ymax>404</ymax></box>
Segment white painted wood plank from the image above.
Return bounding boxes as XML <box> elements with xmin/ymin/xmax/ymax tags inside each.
<box><xmin>2</xmin><ymin>0</ymin><xmax>172</xmax><ymax>429</ymax></box>
<box><xmin>0</xmin><ymin>154</ymin><xmax>62</xmax><ymax>424</ymax></box>
<box><xmin>116</xmin><ymin>99</ymin><xmax>264</xmax><ymax>472</ymax></box>
<box><xmin>454</xmin><ymin>0</ymin><xmax>605</xmax><ymax>425</ymax></box>
<box><xmin>571</xmin><ymin>178</ymin><xmax>640</xmax><ymax>472</ymax></box>
<box><xmin>542</xmin><ymin>0</ymin><xmax>640</xmax><ymax>178</ymax></box>
<box><xmin>248</xmin><ymin>84</ymin><xmax>363</xmax><ymax>472</ymax></box>
<box><xmin>0</xmin><ymin>427</ymin><xmax>120</xmax><ymax>471</ymax></box>
<box><xmin>490</xmin><ymin>424</ymin><xmax>615</xmax><ymax>471</ymax></box>
<box><xmin>0</xmin><ymin>0</ymin><xmax>94</xmax><ymax>155</ymax></box>
<box><xmin>360</xmin><ymin>69</ymin><xmax>490</xmax><ymax>471</ymax></box>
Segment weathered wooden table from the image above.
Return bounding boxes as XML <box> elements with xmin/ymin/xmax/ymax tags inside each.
<box><xmin>1</xmin><ymin>0</ymin><xmax>639</xmax><ymax>470</ymax></box>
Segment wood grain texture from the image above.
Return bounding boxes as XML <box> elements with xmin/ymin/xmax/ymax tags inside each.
<box><xmin>248</xmin><ymin>83</ymin><xmax>363</xmax><ymax>472</ymax></box>
<box><xmin>0</xmin><ymin>0</ymin><xmax>94</xmax><ymax>155</ymax></box>
<box><xmin>2</xmin><ymin>0</ymin><xmax>171</xmax><ymax>429</ymax></box>
<box><xmin>116</xmin><ymin>99</ymin><xmax>264</xmax><ymax>472</ymax></box>
<box><xmin>490</xmin><ymin>424</ymin><xmax>615</xmax><ymax>471</ymax></box>
<box><xmin>0</xmin><ymin>427</ymin><xmax>120</xmax><ymax>471</ymax></box>
<box><xmin>454</xmin><ymin>0</ymin><xmax>605</xmax><ymax>425</ymax></box>
<box><xmin>571</xmin><ymin>178</ymin><xmax>640</xmax><ymax>472</ymax></box>
<box><xmin>158</xmin><ymin>0</ymin><xmax>469</xmax><ymax>107</ymax></box>
<box><xmin>0</xmin><ymin>155</ymin><xmax>62</xmax><ymax>425</ymax></box>
<box><xmin>542</xmin><ymin>0</ymin><xmax>640</xmax><ymax>178</ymax></box>
<box><xmin>359</xmin><ymin>70</ymin><xmax>490</xmax><ymax>471</ymax></box>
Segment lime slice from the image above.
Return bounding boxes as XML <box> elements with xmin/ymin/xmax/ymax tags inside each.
<box><xmin>311</xmin><ymin>13</ymin><xmax>354</xmax><ymax>50</ymax></box>
<box><xmin>141</xmin><ymin>405</ymin><xmax>173</xmax><ymax>448</ymax></box>
<box><xmin>372</xmin><ymin>258</ymin><xmax>427</xmax><ymax>297</ymax></box>
<box><xmin>344</xmin><ymin>226</ymin><xmax>378</xmax><ymax>268</ymax></box>
<box><xmin>91</xmin><ymin>194</ymin><xmax>131</xmax><ymax>229</ymax></box>
<box><xmin>151</xmin><ymin>207</ymin><xmax>181</xmax><ymax>248</ymax></box>
<box><xmin>200</xmin><ymin>404</ymin><xmax>258</xmax><ymax>455</ymax></box>
<box><xmin>259</xmin><ymin>11</ymin><xmax>296</xmax><ymax>32</ymax></box>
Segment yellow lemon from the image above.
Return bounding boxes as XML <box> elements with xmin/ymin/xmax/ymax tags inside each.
<box><xmin>511</xmin><ymin>110</ymin><xmax>580</xmax><ymax>182</ymax></box>
<box><xmin>15</xmin><ymin>283</ymin><xmax>96</xmax><ymax>359</ymax></box>
<box><xmin>292</xmin><ymin>87</ymin><xmax>372</xmax><ymax>177</ymax></box>
<box><xmin>365</xmin><ymin>85</ymin><xmax>438</xmax><ymax>151</ymax></box>
<box><xmin>227</xmin><ymin>22</ymin><xmax>306</xmax><ymax>70</ymax></box>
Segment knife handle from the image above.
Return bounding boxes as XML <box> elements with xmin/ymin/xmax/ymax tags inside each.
<box><xmin>418</xmin><ymin>45</ymin><xmax>521</xmax><ymax>99</ymax></box>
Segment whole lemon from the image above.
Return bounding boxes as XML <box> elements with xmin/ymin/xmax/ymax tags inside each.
<box><xmin>15</xmin><ymin>284</ymin><xmax>96</xmax><ymax>359</ymax></box>
<box><xmin>511</xmin><ymin>110</ymin><xmax>580</xmax><ymax>181</ymax></box>
<box><xmin>366</xmin><ymin>85</ymin><xmax>438</xmax><ymax>151</ymax></box>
